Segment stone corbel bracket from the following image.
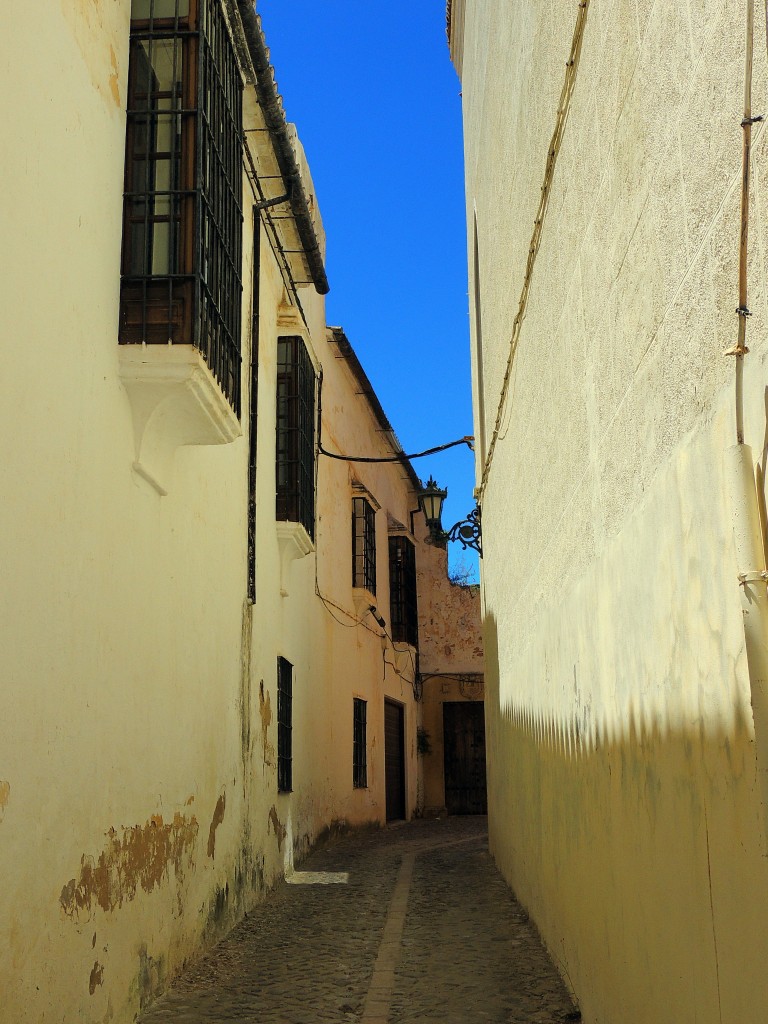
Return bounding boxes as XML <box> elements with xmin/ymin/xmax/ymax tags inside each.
<box><xmin>119</xmin><ymin>344</ymin><xmax>242</xmax><ymax>495</ymax></box>
<box><xmin>352</xmin><ymin>588</ymin><xmax>378</xmax><ymax>620</ymax></box>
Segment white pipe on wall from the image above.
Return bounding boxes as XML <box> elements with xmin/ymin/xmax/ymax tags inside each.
<box><xmin>727</xmin><ymin>442</ymin><xmax>768</xmax><ymax>844</ymax></box>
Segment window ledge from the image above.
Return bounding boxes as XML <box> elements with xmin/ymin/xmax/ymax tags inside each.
<box><xmin>119</xmin><ymin>344</ymin><xmax>241</xmax><ymax>495</ymax></box>
<box><xmin>277</xmin><ymin>521</ymin><xmax>314</xmax><ymax>597</ymax></box>
<box><xmin>391</xmin><ymin>641</ymin><xmax>418</xmax><ymax>653</ymax></box>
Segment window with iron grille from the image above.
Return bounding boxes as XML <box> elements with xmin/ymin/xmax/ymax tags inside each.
<box><xmin>389</xmin><ymin>536</ymin><xmax>418</xmax><ymax>647</ymax></box>
<box><xmin>352</xmin><ymin>497</ymin><xmax>376</xmax><ymax>594</ymax></box>
<box><xmin>353</xmin><ymin>698</ymin><xmax>367</xmax><ymax>788</ymax></box>
<box><xmin>277</xmin><ymin>656</ymin><xmax>292</xmax><ymax>793</ymax></box>
<box><xmin>120</xmin><ymin>0</ymin><xmax>243</xmax><ymax>414</ymax></box>
<box><xmin>276</xmin><ymin>336</ymin><xmax>316</xmax><ymax>539</ymax></box>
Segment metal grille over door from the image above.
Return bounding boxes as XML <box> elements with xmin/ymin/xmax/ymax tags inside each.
<box><xmin>384</xmin><ymin>699</ymin><xmax>405</xmax><ymax>821</ymax></box>
<box><xmin>443</xmin><ymin>702</ymin><xmax>487</xmax><ymax>814</ymax></box>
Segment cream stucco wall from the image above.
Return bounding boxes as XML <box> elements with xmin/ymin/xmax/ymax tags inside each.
<box><xmin>317</xmin><ymin>328</ymin><xmax>428</xmax><ymax>823</ymax></box>
<box><xmin>1</xmin><ymin>3</ymin><xmax>262</xmax><ymax>1018</ymax></box>
<box><xmin>0</xmin><ymin>3</ymin><xmax>426</xmax><ymax>1021</ymax></box>
<box><xmin>456</xmin><ymin>0</ymin><xmax>768</xmax><ymax>1021</ymax></box>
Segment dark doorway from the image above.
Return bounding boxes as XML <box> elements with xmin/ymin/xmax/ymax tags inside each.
<box><xmin>443</xmin><ymin>701</ymin><xmax>487</xmax><ymax>814</ymax></box>
<box><xmin>384</xmin><ymin>699</ymin><xmax>406</xmax><ymax>821</ymax></box>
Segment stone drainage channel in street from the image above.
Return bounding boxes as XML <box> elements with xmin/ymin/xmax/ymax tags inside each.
<box><xmin>139</xmin><ymin>817</ymin><xmax>579</xmax><ymax>1023</ymax></box>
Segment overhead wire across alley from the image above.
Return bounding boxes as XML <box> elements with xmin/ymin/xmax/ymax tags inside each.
<box><xmin>312</xmin><ymin>374</ymin><xmax>424</xmax><ymax>697</ymax></box>
<box><xmin>318</xmin><ymin>436</ymin><xmax>475</xmax><ymax>463</ymax></box>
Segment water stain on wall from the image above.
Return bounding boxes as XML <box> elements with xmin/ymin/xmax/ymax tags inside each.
<box><xmin>207</xmin><ymin>794</ymin><xmax>226</xmax><ymax>858</ymax></box>
<box><xmin>9</xmin><ymin>914</ymin><xmax>24</xmax><ymax>971</ymax></box>
<box><xmin>135</xmin><ymin>943</ymin><xmax>165</xmax><ymax>1011</ymax></box>
<box><xmin>206</xmin><ymin>882</ymin><xmax>229</xmax><ymax>932</ymax></box>
<box><xmin>60</xmin><ymin>0</ymin><xmax>124</xmax><ymax>112</ymax></box>
<box><xmin>108</xmin><ymin>46</ymin><xmax>120</xmax><ymax>107</ymax></box>
<box><xmin>60</xmin><ymin>813</ymin><xmax>199</xmax><ymax>919</ymax></box>
<box><xmin>89</xmin><ymin>961</ymin><xmax>104</xmax><ymax>995</ymax></box>
<box><xmin>267</xmin><ymin>806</ymin><xmax>286</xmax><ymax>850</ymax></box>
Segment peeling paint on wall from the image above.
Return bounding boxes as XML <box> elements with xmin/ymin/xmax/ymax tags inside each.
<box><xmin>207</xmin><ymin>794</ymin><xmax>226</xmax><ymax>858</ymax></box>
<box><xmin>267</xmin><ymin>806</ymin><xmax>286</xmax><ymax>850</ymax></box>
<box><xmin>0</xmin><ymin>780</ymin><xmax>9</xmax><ymax>822</ymax></box>
<box><xmin>89</xmin><ymin>961</ymin><xmax>104</xmax><ymax>995</ymax></box>
<box><xmin>59</xmin><ymin>814</ymin><xmax>199</xmax><ymax>919</ymax></box>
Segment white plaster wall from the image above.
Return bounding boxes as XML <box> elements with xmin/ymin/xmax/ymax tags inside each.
<box><xmin>0</xmin><ymin>2</ymin><xmax>262</xmax><ymax>1019</ymax></box>
<box><xmin>458</xmin><ymin>0</ymin><xmax>768</xmax><ymax>1020</ymax></box>
<box><xmin>313</xmin><ymin>334</ymin><xmax>424</xmax><ymax>824</ymax></box>
<box><xmin>0</xmin><ymin>4</ymin><xmax>422</xmax><ymax>1021</ymax></box>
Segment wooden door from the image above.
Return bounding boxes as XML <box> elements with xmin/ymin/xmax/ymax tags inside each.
<box><xmin>384</xmin><ymin>699</ymin><xmax>405</xmax><ymax>821</ymax></box>
<box><xmin>443</xmin><ymin>701</ymin><xmax>487</xmax><ymax>815</ymax></box>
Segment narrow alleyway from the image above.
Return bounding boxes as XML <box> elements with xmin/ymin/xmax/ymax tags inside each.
<box><xmin>139</xmin><ymin>818</ymin><xmax>579</xmax><ymax>1024</ymax></box>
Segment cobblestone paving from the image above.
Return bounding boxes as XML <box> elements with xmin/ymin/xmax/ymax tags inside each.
<box><xmin>139</xmin><ymin>817</ymin><xmax>579</xmax><ymax>1023</ymax></box>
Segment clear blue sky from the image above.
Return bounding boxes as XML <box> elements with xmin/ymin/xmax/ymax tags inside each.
<box><xmin>257</xmin><ymin>0</ymin><xmax>479</xmax><ymax>578</ymax></box>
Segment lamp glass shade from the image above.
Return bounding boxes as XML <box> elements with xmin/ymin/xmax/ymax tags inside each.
<box><xmin>419</xmin><ymin>477</ymin><xmax>447</xmax><ymax>527</ymax></box>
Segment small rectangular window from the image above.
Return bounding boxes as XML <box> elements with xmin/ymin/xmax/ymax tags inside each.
<box><xmin>276</xmin><ymin>336</ymin><xmax>316</xmax><ymax>539</ymax></box>
<box><xmin>277</xmin><ymin>656</ymin><xmax>293</xmax><ymax>793</ymax></box>
<box><xmin>353</xmin><ymin>698</ymin><xmax>367</xmax><ymax>788</ymax></box>
<box><xmin>352</xmin><ymin>497</ymin><xmax>376</xmax><ymax>594</ymax></box>
<box><xmin>389</xmin><ymin>536</ymin><xmax>418</xmax><ymax>646</ymax></box>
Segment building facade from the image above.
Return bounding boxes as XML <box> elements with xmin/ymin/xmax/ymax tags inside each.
<box><xmin>417</xmin><ymin>543</ymin><xmax>485</xmax><ymax>817</ymax></box>
<box><xmin>450</xmin><ymin>1</ymin><xmax>768</xmax><ymax>1022</ymax></box>
<box><xmin>0</xmin><ymin>3</ymin><xmax>475</xmax><ymax>1021</ymax></box>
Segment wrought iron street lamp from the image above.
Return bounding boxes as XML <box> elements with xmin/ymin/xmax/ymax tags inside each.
<box><xmin>418</xmin><ymin>477</ymin><xmax>448</xmax><ymax>532</ymax></box>
<box><xmin>417</xmin><ymin>476</ymin><xmax>483</xmax><ymax>558</ymax></box>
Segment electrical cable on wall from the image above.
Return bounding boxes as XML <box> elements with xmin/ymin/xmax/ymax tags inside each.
<box><xmin>476</xmin><ymin>0</ymin><xmax>591</xmax><ymax>504</ymax></box>
<box><xmin>311</xmin><ymin>313</ymin><xmax>421</xmax><ymax>696</ymax></box>
<box><xmin>242</xmin><ymin>137</ymin><xmax>308</xmax><ymax>328</ymax></box>
<box><xmin>314</xmin><ymin>551</ymin><xmax>419</xmax><ymax>690</ymax></box>
<box><xmin>313</xmin><ymin>578</ymin><xmax>419</xmax><ymax>691</ymax></box>
<box><xmin>311</xmin><ymin>369</ymin><xmax>381</xmax><ymax>632</ymax></box>
<box><xmin>723</xmin><ymin>0</ymin><xmax>760</xmax><ymax>443</ymax></box>
<box><xmin>316</xmin><ymin>589</ymin><xmax>376</xmax><ymax>631</ymax></box>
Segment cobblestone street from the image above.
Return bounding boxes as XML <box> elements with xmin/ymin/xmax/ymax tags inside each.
<box><xmin>139</xmin><ymin>818</ymin><xmax>579</xmax><ymax>1024</ymax></box>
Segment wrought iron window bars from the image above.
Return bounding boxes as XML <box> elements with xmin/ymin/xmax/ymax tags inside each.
<box><xmin>120</xmin><ymin>0</ymin><xmax>243</xmax><ymax>414</ymax></box>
